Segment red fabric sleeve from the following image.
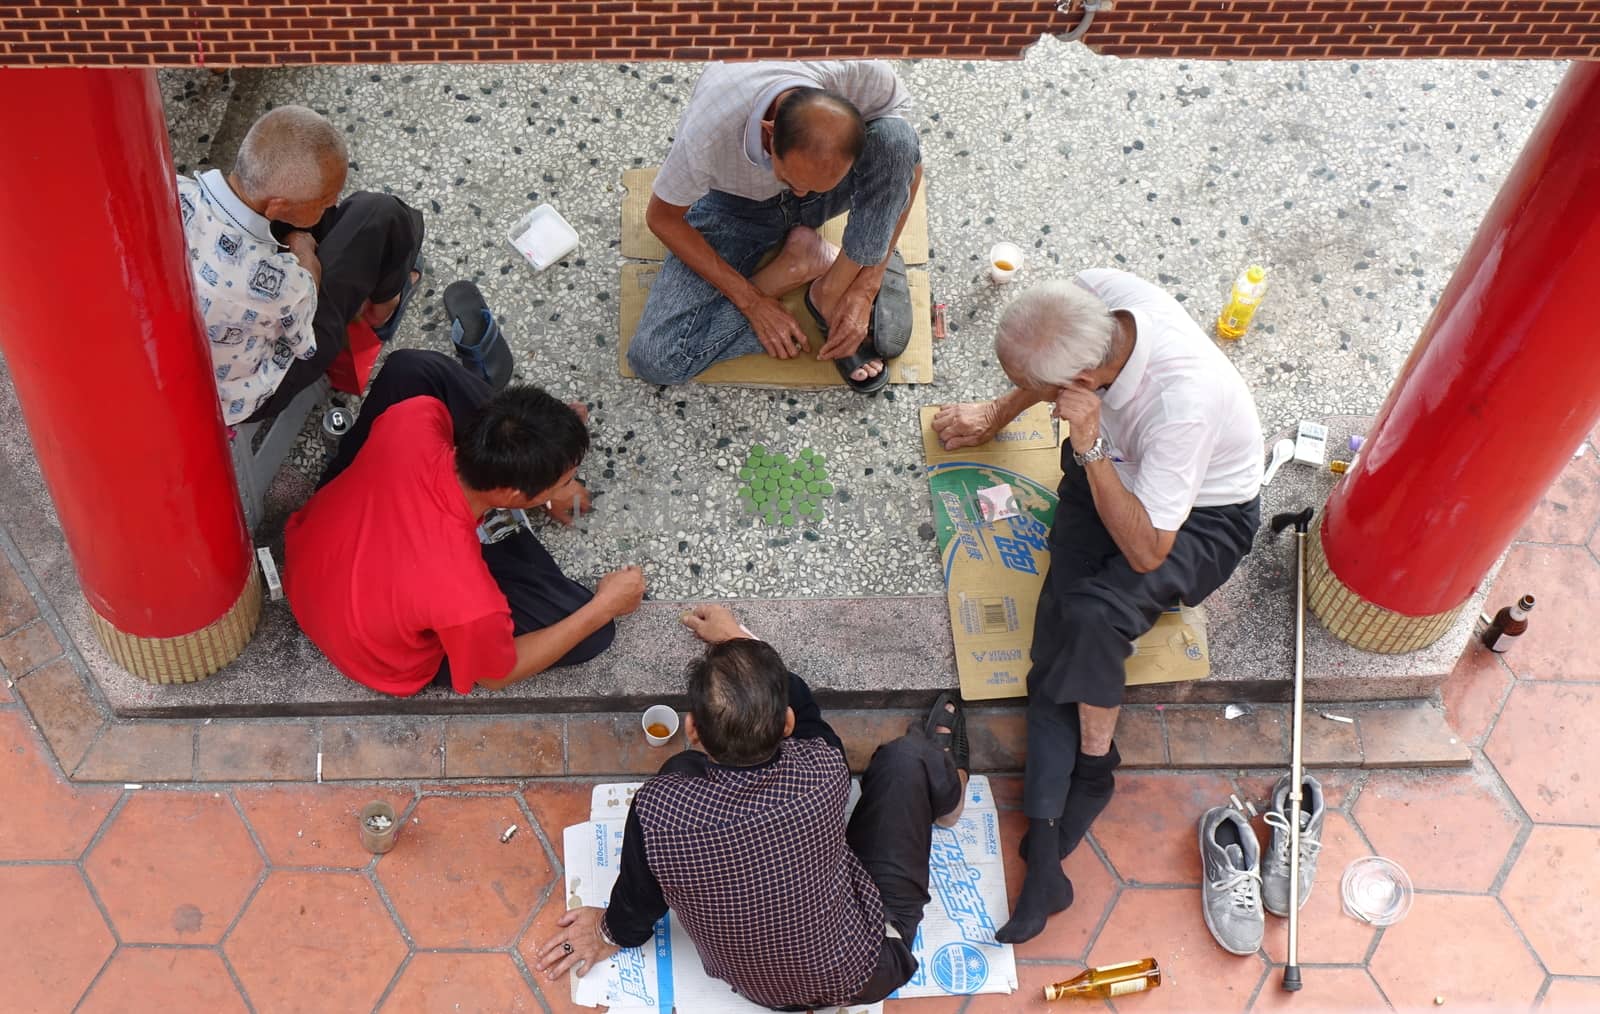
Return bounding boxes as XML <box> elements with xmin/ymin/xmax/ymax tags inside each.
<box><xmin>435</xmin><ymin>612</ymin><xmax>517</xmax><ymax>693</ymax></box>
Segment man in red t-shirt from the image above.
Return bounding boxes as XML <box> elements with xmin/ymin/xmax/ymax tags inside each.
<box><xmin>285</xmin><ymin>349</ymin><xmax>645</xmax><ymax>695</ymax></box>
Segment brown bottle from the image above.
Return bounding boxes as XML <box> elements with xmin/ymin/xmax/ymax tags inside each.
<box><xmin>1043</xmin><ymin>958</ymin><xmax>1161</xmax><ymax>1001</ymax></box>
<box><xmin>1482</xmin><ymin>594</ymin><xmax>1535</xmax><ymax>653</ymax></box>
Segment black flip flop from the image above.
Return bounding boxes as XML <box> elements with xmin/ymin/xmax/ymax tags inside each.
<box><xmin>870</xmin><ymin>250</ymin><xmax>913</xmax><ymax>360</ymax></box>
<box><xmin>805</xmin><ymin>287</ymin><xmax>891</xmax><ymax>395</ymax></box>
<box><xmin>444</xmin><ymin>280</ymin><xmax>514</xmax><ymax>391</ymax></box>
<box><xmin>923</xmin><ymin>690</ymin><xmax>970</xmax><ymax>773</ymax></box>
<box><xmin>373</xmin><ymin>253</ymin><xmax>426</xmax><ymax>344</ymax></box>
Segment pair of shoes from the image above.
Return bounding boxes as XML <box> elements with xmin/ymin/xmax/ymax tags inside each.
<box><xmin>1198</xmin><ymin>774</ymin><xmax>1326</xmax><ymax>956</ymax></box>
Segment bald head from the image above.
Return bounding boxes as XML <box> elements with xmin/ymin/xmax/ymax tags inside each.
<box><xmin>233</xmin><ymin>105</ymin><xmax>348</xmax><ymax>206</ymax></box>
<box><xmin>772</xmin><ymin>88</ymin><xmax>866</xmax><ymax>165</ymax></box>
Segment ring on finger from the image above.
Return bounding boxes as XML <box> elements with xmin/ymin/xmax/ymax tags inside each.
<box><xmin>562</xmin><ymin>941</ymin><xmax>573</xmax><ymax>954</ymax></box>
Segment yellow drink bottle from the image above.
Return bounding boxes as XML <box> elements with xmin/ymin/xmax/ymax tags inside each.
<box><xmin>1216</xmin><ymin>264</ymin><xmax>1268</xmax><ymax>340</ymax></box>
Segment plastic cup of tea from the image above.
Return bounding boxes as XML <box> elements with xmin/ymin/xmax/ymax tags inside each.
<box><xmin>359</xmin><ymin>800</ymin><xmax>399</xmax><ymax>855</ymax></box>
<box><xmin>989</xmin><ymin>242</ymin><xmax>1025</xmax><ymax>284</ymax></box>
<box><xmin>642</xmin><ymin>705</ymin><xmax>680</xmax><ymax>747</ymax></box>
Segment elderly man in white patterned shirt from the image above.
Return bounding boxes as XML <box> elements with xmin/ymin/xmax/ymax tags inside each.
<box><xmin>177</xmin><ymin>105</ymin><xmax>425</xmax><ymax>425</ymax></box>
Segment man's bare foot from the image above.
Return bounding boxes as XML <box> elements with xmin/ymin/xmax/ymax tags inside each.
<box><xmin>361</xmin><ymin>269</ymin><xmax>421</xmax><ymax>328</ymax></box>
<box><xmin>750</xmin><ymin>226</ymin><xmax>838</xmax><ymax>298</ymax></box>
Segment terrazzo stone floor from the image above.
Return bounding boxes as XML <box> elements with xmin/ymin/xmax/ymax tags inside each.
<box><xmin>163</xmin><ymin>42</ymin><xmax>1567</xmax><ymax>602</ymax></box>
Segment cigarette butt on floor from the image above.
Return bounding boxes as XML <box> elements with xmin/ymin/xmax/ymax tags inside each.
<box><xmin>316</xmin><ymin>751</ymin><xmax>323</xmax><ymax>783</ymax></box>
<box><xmin>500</xmin><ymin>824</ymin><xmax>519</xmax><ymax>844</ymax></box>
<box><xmin>123</xmin><ymin>784</ymin><xmax>143</xmax><ymax>790</ymax></box>
<box><xmin>1320</xmin><ymin>712</ymin><xmax>1355</xmax><ymax>724</ymax></box>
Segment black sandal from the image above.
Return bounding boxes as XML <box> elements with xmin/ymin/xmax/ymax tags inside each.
<box><xmin>923</xmin><ymin>690</ymin><xmax>970</xmax><ymax>773</ymax></box>
<box><xmin>444</xmin><ymin>280</ymin><xmax>514</xmax><ymax>391</ymax></box>
<box><xmin>803</xmin><ymin>254</ymin><xmax>912</xmax><ymax>395</ymax></box>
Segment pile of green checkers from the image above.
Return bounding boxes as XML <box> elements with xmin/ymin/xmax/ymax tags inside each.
<box><xmin>737</xmin><ymin>444</ymin><xmax>836</xmax><ymax>527</ymax></box>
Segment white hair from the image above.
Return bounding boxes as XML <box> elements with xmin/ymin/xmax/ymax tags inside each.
<box><xmin>234</xmin><ymin>105</ymin><xmax>348</xmax><ymax>201</ymax></box>
<box><xmin>994</xmin><ymin>279</ymin><xmax>1118</xmax><ymax>389</ymax></box>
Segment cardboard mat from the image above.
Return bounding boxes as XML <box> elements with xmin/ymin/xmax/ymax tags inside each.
<box><xmin>619</xmin><ymin>262</ymin><xmax>933</xmax><ymax>388</ymax></box>
<box><xmin>919</xmin><ymin>405</ymin><xmax>1210</xmax><ymax>702</ymax></box>
<box><xmin>617</xmin><ymin>165</ymin><xmax>933</xmax><ymax>388</ymax></box>
<box><xmin>564</xmin><ymin>776</ymin><xmax>1017</xmax><ymax>1012</ymax></box>
<box><xmin>620</xmin><ymin>166</ymin><xmax>930</xmax><ymax>265</ymax></box>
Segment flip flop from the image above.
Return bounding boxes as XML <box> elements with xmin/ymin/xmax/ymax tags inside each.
<box><xmin>923</xmin><ymin>690</ymin><xmax>970</xmax><ymax>773</ymax></box>
<box><xmin>372</xmin><ymin>253</ymin><xmax>427</xmax><ymax>344</ymax></box>
<box><xmin>805</xmin><ymin>286</ymin><xmax>890</xmax><ymax>394</ymax></box>
<box><xmin>444</xmin><ymin>280</ymin><xmax>515</xmax><ymax>390</ymax></box>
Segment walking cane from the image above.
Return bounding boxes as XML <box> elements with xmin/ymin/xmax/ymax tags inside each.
<box><xmin>1269</xmin><ymin>507</ymin><xmax>1314</xmax><ymax>993</ymax></box>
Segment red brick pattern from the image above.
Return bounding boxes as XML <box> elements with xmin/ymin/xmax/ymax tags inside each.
<box><xmin>0</xmin><ymin>1</ymin><xmax>1594</xmax><ymax>68</ymax></box>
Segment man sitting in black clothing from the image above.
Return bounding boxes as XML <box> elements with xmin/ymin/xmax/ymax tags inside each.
<box><xmin>535</xmin><ymin>604</ymin><xmax>969</xmax><ymax>1011</ymax></box>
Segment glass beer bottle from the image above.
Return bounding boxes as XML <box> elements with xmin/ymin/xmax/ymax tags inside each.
<box><xmin>1482</xmin><ymin>594</ymin><xmax>1534</xmax><ymax>653</ymax></box>
<box><xmin>1044</xmin><ymin>958</ymin><xmax>1161</xmax><ymax>1001</ymax></box>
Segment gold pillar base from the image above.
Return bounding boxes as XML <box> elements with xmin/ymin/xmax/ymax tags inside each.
<box><xmin>90</xmin><ymin>563</ymin><xmax>262</xmax><ymax>684</ymax></box>
<box><xmin>1306</xmin><ymin>518</ymin><xmax>1461</xmax><ymax>654</ymax></box>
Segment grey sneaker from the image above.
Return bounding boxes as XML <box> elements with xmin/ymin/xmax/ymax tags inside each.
<box><xmin>1262</xmin><ymin>773</ymin><xmax>1326</xmax><ymax>917</ymax></box>
<box><xmin>1199</xmin><ymin>806</ymin><xmax>1265</xmax><ymax>956</ymax></box>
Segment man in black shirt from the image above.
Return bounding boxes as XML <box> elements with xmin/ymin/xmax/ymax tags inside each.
<box><xmin>535</xmin><ymin>604</ymin><xmax>968</xmax><ymax>1010</ymax></box>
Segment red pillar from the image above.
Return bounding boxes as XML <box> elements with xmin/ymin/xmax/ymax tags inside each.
<box><xmin>0</xmin><ymin>68</ymin><xmax>260</xmax><ymax>681</ymax></box>
<box><xmin>1309</xmin><ymin>61</ymin><xmax>1600</xmax><ymax>651</ymax></box>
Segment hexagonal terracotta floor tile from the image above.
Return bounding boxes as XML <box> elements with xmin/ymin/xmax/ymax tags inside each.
<box><xmin>518</xmin><ymin>895</ymin><xmax>599</xmax><ymax>1014</ymax></box>
<box><xmin>1352</xmin><ymin>764</ymin><xmax>1523</xmax><ymax>892</ymax></box>
<box><xmin>1440</xmin><ymin>641</ymin><xmax>1515</xmax><ymax>746</ymax></box>
<box><xmin>1486</xmin><ymin>682</ymin><xmax>1600</xmax><ymax>825</ymax></box>
<box><xmin>0</xmin><ymin>711</ymin><xmax>117</xmax><ymax>860</ymax></box>
<box><xmin>523</xmin><ymin>780</ymin><xmax>596</xmax><ymax>862</ymax></box>
<box><xmin>85</xmin><ymin>790</ymin><xmax>264</xmax><ymax>943</ymax></box>
<box><xmin>226</xmin><ymin>871</ymin><xmax>406</xmax><ymax>1014</ymax></box>
<box><xmin>1518</xmin><ymin>448</ymin><xmax>1600</xmax><ymax>545</ymax></box>
<box><xmin>1261</xmin><ymin>813</ymin><xmax>1377</xmax><ymax>965</ymax></box>
<box><xmin>1088</xmin><ymin>888</ymin><xmax>1266</xmax><ymax>1012</ymax></box>
<box><xmin>78</xmin><ymin>947</ymin><xmax>248</xmax><ymax>1013</ymax></box>
<box><xmin>380</xmin><ymin>952</ymin><xmax>538</xmax><ymax>1012</ymax></box>
<box><xmin>1501</xmin><ymin>825</ymin><xmax>1600</xmax><ymax>976</ymax></box>
<box><xmin>378</xmin><ymin>795</ymin><xmax>553</xmax><ymax>948</ymax></box>
<box><xmin>1249</xmin><ymin>967</ymin><xmax>1388</xmax><ymax>1011</ymax></box>
<box><xmin>1093</xmin><ymin>772</ymin><xmax>1239</xmax><ymax>885</ymax></box>
<box><xmin>1541</xmin><ymin>977</ymin><xmax>1600</xmax><ymax>1011</ymax></box>
<box><xmin>234</xmin><ymin>784</ymin><xmax>414</xmax><ymax>868</ymax></box>
<box><xmin>994</xmin><ymin>807</ymin><xmax>1119</xmax><ymax>963</ymax></box>
<box><xmin>1370</xmin><ymin>894</ymin><xmax>1543</xmax><ymax>1010</ymax></box>
<box><xmin>966</xmin><ymin>962</ymin><xmax>1085</xmax><ymax>1011</ymax></box>
<box><xmin>0</xmin><ymin>867</ymin><xmax>115</xmax><ymax>1012</ymax></box>
<box><xmin>1489</xmin><ymin>544</ymin><xmax>1600</xmax><ymax>680</ymax></box>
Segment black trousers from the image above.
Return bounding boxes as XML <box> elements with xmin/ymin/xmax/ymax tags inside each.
<box><xmin>842</xmin><ymin>730</ymin><xmax>964</xmax><ymax>1006</ymax></box>
<box><xmin>1023</xmin><ymin>454</ymin><xmax>1259</xmax><ymax>817</ymax></box>
<box><xmin>246</xmin><ymin>191</ymin><xmax>425</xmax><ymax>422</ymax></box>
<box><xmin>321</xmin><ymin>348</ymin><xmax>614</xmax><ymax>679</ymax></box>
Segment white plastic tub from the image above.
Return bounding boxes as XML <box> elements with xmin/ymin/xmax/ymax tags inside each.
<box><xmin>507</xmin><ymin>203</ymin><xmax>579</xmax><ymax>272</ymax></box>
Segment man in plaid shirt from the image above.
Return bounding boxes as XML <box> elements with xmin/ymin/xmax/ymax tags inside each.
<box><xmin>537</xmin><ymin>604</ymin><xmax>968</xmax><ymax>1010</ymax></box>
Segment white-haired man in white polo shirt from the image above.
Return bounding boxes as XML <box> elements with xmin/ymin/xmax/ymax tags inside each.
<box><xmin>934</xmin><ymin>270</ymin><xmax>1264</xmax><ymax>944</ymax></box>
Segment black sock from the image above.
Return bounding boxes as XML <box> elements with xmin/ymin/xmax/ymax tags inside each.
<box><xmin>995</xmin><ymin>817</ymin><xmax>1074</xmax><ymax>944</ymax></box>
<box><xmin>1055</xmin><ymin>742</ymin><xmax>1120</xmax><ymax>859</ymax></box>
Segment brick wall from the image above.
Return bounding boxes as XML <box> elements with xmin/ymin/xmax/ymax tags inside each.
<box><xmin>0</xmin><ymin>1</ymin><xmax>1595</xmax><ymax>67</ymax></box>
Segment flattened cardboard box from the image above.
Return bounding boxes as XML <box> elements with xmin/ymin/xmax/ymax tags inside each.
<box><xmin>919</xmin><ymin>405</ymin><xmax>1209</xmax><ymax>702</ymax></box>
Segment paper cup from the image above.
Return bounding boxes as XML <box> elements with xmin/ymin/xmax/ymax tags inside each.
<box><xmin>989</xmin><ymin>242</ymin><xmax>1025</xmax><ymax>284</ymax></box>
<box><xmin>642</xmin><ymin>705</ymin><xmax>680</xmax><ymax>747</ymax></box>
<box><xmin>359</xmin><ymin>800</ymin><xmax>399</xmax><ymax>855</ymax></box>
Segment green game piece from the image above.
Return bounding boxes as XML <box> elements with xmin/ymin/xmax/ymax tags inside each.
<box><xmin>765</xmin><ymin>511</ymin><xmax>779</xmax><ymax>526</ymax></box>
<box><xmin>781</xmin><ymin>514</ymin><xmax>797</xmax><ymax>527</ymax></box>
<box><xmin>763</xmin><ymin>477</ymin><xmax>777</xmax><ymax>492</ymax></box>
<box><xmin>799</xmin><ymin>469</ymin><xmax>814</xmax><ymax>482</ymax></box>
<box><xmin>754</xmin><ymin>488</ymin><xmax>769</xmax><ymax>503</ymax></box>
<box><xmin>797</xmin><ymin>502</ymin><xmax>815</xmax><ymax>516</ymax></box>
<box><xmin>738</xmin><ymin>486</ymin><xmax>754</xmax><ymax>499</ymax></box>
<box><xmin>773</xmin><ymin>453</ymin><xmax>789</xmax><ymax>466</ymax></box>
<box><xmin>778</xmin><ymin>496</ymin><xmax>793</xmax><ymax>510</ymax></box>
<box><xmin>751</xmin><ymin>443</ymin><xmax>767</xmax><ymax>456</ymax></box>
<box><xmin>807</xmin><ymin>481</ymin><xmax>822</xmax><ymax>494</ymax></box>
<box><xmin>817</xmin><ymin>482</ymin><xmax>835</xmax><ymax>495</ymax></box>
<box><xmin>800</xmin><ymin>447</ymin><xmax>815</xmax><ymax>460</ymax></box>
<box><xmin>738</xmin><ymin>468</ymin><xmax>753</xmax><ymax>480</ymax></box>
<box><xmin>813</xmin><ymin>466</ymin><xmax>829</xmax><ymax>481</ymax></box>
<box><xmin>811</xmin><ymin>454</ymin><xmax>826</xmax><ymax>468</ymax></box>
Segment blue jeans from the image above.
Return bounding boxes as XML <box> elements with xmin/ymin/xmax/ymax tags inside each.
<box><xmin>627</xmin><ymin>116</ymin><xmax>921</xmax><ymax>385</ymax></box>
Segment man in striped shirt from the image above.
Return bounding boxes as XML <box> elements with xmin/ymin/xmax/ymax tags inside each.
<box><xmin>536</xmin><ymin>605</ymin><xmax>968</xmax><ymax>1010</ymax></box>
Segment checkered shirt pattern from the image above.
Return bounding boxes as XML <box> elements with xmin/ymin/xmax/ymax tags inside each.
<box><xmin>653</xmin><ymin>60</ymin><xmax>912</xmax><ymax>207</ymax></box>
<box><xmin>633</xmin><ymin>736</ymin><xmax>885</xmax><ymax>1009</ymax></box>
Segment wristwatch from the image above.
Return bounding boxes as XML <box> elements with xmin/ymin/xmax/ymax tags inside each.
<box><xmin>1073</xmin><ymin>436</ymin><xmax>1110</xmax><ymax>467</ymax></box>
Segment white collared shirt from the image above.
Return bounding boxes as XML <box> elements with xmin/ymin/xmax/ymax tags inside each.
<box><xmin>1077</xmin><ymin>268</ymin><xmax>1265</xmax><ymax>531</ymax></box>
<box><xmin>653</xmin><ymin>60</ymin><xmax>912</xmax><ymax>207</ymax></box>
<box><xmin>177</xmin><ymin>170</ymin><xmax>318</xmax><ymax>424</ymax></box>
